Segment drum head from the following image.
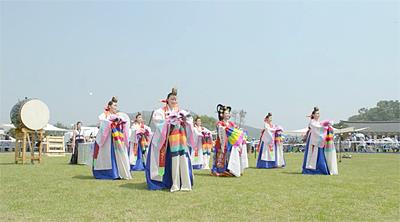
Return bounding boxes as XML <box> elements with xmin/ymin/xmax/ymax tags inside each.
<box><xmin>20</xmin><ymin>99</ymin><xmax>50</xmax><ymax>130</ymax></box>
<box><xmin>117</xmin><ymin>112</ymin><xmax>130</xmax><ymax>130</ymax></box>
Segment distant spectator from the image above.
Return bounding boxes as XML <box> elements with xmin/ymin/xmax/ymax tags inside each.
<box><xmin>70</xmin><ymin>121</ymin><xmax>86</xmax><ymax>164</ymax></box>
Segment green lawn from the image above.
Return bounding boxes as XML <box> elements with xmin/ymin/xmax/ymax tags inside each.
<box><xmin>1</xmin><ymin>152</ymin><xmax>399</xmax><ymax>221</ymax></box>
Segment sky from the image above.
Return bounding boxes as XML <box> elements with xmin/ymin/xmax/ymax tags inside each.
<box><xmin>1</xmin><ymin>1</ymin><xmax>399</xmax><ymax>130</ymax></box>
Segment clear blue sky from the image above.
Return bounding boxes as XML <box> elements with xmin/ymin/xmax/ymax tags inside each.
<box><xmin>1</xmin><ymin>1</ymin><xmax>399</xmax><ymax>129</ymax></box>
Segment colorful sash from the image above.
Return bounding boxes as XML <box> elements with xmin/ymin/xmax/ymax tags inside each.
<box><xmin>132</xmin><ymin>143</ymin><xmax>138</xmax><ymax>162</ymax></box>
<box><xmin>158</xmin><ymin>124</ymin><xmax>188</xmax><ymax>176</ymax></box>
<box><xmin>111</xmin><ymin>121</ymin><xmax>126</xmax><ymax>151</ymax></box>
<box><xmin>202</xmin><ymin>136</ymin><xmax>213</xmax><ymax>151</ymax></box>
<box><xmin>325</xmin><ymin>126</ymin><xmax>334</xmax><ymax>149</ymax></box>
<box><xmin>275</xmin><ymin>130</ymin><xmax>283</xmax><ymax>145</ymax></box>
<box><xmin>169</xmin><ymin>124</ymin><xmax>188</xmax><ymax>153</ymax></box>
<box><xmin>139</xmin><ymin>135</ymin><xmax>148</xmax><ymax>151</ymax></box>
<box><xmin>158</xmin><ymin>141</ymin><xmax>167</xmax><ymax>176</ymax></box>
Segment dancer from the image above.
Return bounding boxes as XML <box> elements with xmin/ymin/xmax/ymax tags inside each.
<box><xmin>92</xmin><ymin>97</ymin><xmax>132</xmax><ymax>180</ymax></box>
<box><xmin>211</xmin><ymin>104</ymin><xmax>246</xmax><ymax>177</ymax></box>
<box><xmin>192</xmin><ymin>117</ymin><xmax>213</xmax><ymax>169</ymax></box>
<box><xmin>145</xmin><ymin>88</ymin><xmax>195</xmax><ymax>192</ymax></box>
<box><xmin>302</xmin><ymin>107</ymin><xmax>338</xmax><ymax>175</ymax></box>
<box><xmin>256</xmin><ymin>113</ymin><xmax>285</xmax><ymax>168</ymax></box>
<box><xmin>129</xmin><ymin>112</ymin><xmax>152</xmax><ymax>171</ymax></box>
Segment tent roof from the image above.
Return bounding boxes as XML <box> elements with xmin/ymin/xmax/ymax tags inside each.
<box><xmin>341</xmin><ymin>121</ymin><xmax>400</xmax><ymax>133</ymax></box>
<box><xmin>284</xmin><ymin>127</ymin><xmax>369</xmax><ymax>136</ymax></box>
<box><xmin>44</xmin><ymin>124</ymin><xmax>67</xmax><ymax>131</ymax></box>
<box><xmin>0</xmin><ymin>123</ymin><xmax>67</xmax><ymax>131</ymax></box>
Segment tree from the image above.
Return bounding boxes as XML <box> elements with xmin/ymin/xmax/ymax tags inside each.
<box><xmin>348</xmin><ymin>100</ymin><xmax>400</xmax><ymax>121</ymax></box>
<box><xmin>195</xmin><ymin>115</ymin><xmax>218</xmax><ymax>130</ymax></box>
<box><xmin>333</xmin><ymin>122</ymin><xmax>348</xmax><ymax>129</ymax></box>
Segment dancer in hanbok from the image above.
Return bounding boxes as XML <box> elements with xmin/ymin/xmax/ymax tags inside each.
<box><xmin>256</xmin><ymin>113</ymin><xmax>285</xmax><ymax>168</ymax></box>
<box><xmin>192</xmin><ymin>117</ymin><xmax>213</xmax><ymax>170</ymax></box>
<box><xmin>212</xmin><ymin>104</ymin><xmax>247</xmax><ymax>177</ymax></box>
<box><xmin>302</xmin><ymin>107</ymin><xmax>338</xmax><ymax>175</ymax></box>
<box><xmin>145</xmin><ymin>88</ymin><xmax>195</xmax><ymax>192</ymax></box>
<box><xmin>92</xmin><ymin>97</ymin><xmax>132</xmax><ymax>180</ymax></box>
<box><xmin>70</xmin><ymin>121</ymin><xmax>86</xmax><ymax>164</ymax></box>
<box><xmin>129</xmin><ymin>112</ymin><xmax>152</xmax><ymax>171</ymax></box>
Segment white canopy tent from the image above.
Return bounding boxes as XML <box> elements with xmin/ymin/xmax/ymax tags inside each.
<box><xmin>283</xmin><ymin>128</ymin><xmax>308</xmax><ymax>136</ymax></box>
<box><xmin>0</xmin><ymin>123</ymin><xmax>67</xmax><ymax>132</ymax></box>
<box><xmin>81</xmin><ymin>126</ymin><xmax>99</xmax><ymax>137</ymax></box>
<box><xmin>44</xmin><ymin>124</ymin><xmax>67</xmax><ymax>131</ymax></box>
<box><xmin>63</xmin><ymin>126</ymin><xmax>99</xmax><ymax>142</ymax></box>
<box><xmin>0</xmin><ymin>123</ymin><xmax>15</xmax><ymax>131</ymax></box>
<box><xmin>284</xmin><ymin>127</ymin><xmax>369</xmax><ymax>136</ymax></box>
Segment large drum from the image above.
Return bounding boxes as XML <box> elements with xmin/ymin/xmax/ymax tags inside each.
<box><xmin>10</xmin><ymin>99</ymin><xmax>50</xmax><ymax>130</ymax></box>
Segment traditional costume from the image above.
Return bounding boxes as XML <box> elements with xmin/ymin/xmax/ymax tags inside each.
<box><xmin>92</xmin><ymin>109</ymin><xmax>132</xmax><ymax>180</ymax></box>
<box><xmin>202</xmin><ymin>129</ymin><xmax>214</xmax><ymax>170</ymax></box>
<box><xmin>145</xmin><ymin>89</ymin><xmax>195</xmax><ymax>192</ymax></box>
<box><xmin>256</xmin><ymin>123</ymin><xmax>285</xmax><ymax>168</ymax></box>
<box><xmin>129</xmin><ymin>122</ymin><xmax>151</xmax><ymax>171</ymax></box>
<box><xmin>192</xmin><ymin>125</ymin><xmax>213</xmax><ymax>169</ymax></box>
<box><xmin>211</xmin><ymin>105</ymin><xmax>247</xmax><ymax>177</ymax></box>
<box><xmin>302</xmin><ymin>119</ymin><xmax>338</xmax><ymax>175</ymax></box>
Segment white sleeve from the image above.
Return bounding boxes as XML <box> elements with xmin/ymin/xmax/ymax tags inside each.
<box><xmin>310</xmin><ymin>120</ymin><xmax>323</xmax><ymax>129</ymax></box>
<box><xmin>130</xmin><ymin>128</ymin><xmax>137</xmax><ymax>143</ymax></box>
<box><xmin>152</xmin><ymin>108</ymin><xmax>165</xmax><ymax>132</ymax></box>
<box><xmin>98</xmin><ymin>113</ymin><xmax>107</xmax><ymax>121</ymax></box>
<box><xmin>194</xmin><ymin>127</ymin><xmax>203</xmax><ymax>137</ymax></box>
<box><xmin>264</xmin><ymin>123</ymin><xmax>276</xmax><ymax>133</ymax></box>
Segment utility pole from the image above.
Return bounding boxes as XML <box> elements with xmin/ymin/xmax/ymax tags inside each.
<box><xmin>239</xmin><ymin>109</ymin><xmax>247</xmax><ymax>128</ymax></box>
<box><xmin>232</xmin><ymin>110</ymin><xmax>238</xmax><ymax>125</ymax></box>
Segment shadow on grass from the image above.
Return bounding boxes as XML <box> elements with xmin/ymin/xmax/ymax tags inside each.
<box><xmin>281</xmin><ymin>171</ymin><xmax>302</xmax><ymax>175</ymax></box>
<box><xmin>194</xmin><ymin>172</ymin><xmax>241</xmax><ymax>180</ymax></box>
<box><xmin>72</xmin><ymin>175</ymin><xmax>94</xmax><ymax>180</ymax></box>
<box><xmin>248</xmin><ymin>167</ymin><xmax>287</xmax><ymax>170</ymax></box>
<box><xmin>0</xmin><ymin>162</ymin><xmax>17</xmax><ymax>165</ymax></box>
<box><xmin>119</xmin><ymin>182</ymin><xmax>149</xmax><ymax>191</ymax></box>
<box><xmin>193</xmin><ymin>173</ymin><xmax>214</xmax><ymax>177</ymax></box>
<box><xmin>248</xmin><ymin>167</ymin><xmax>260</xmax><ymax>169</ymax></box>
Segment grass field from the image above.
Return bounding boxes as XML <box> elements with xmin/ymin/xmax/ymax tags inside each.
<box><xmin>0</xmin><ymin>152</ymin><xmax>399</xmax><ymax>221</ymax></box>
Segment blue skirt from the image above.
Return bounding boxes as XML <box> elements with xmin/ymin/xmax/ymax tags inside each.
<box><xmin>256</xmin><ymin>142</ymin><xmax>285</xmax><ymax>168</ymax></box>
<box><xmin>192</xmin><ymin>164</ymin><xmax>203</xmax><ymax>170</ymax></box>
<box><xmin>302</xmin><ymin>137</ymin><xmax>330</xmax><ymax>175</ymax></box>
<box><xmin>130</xmin><ymin>143</ymin><xmax>145</xmax><ymax>171</ymax></box>
<box><xmin>92</xmin><ymin>140</ymin><xmax>120</xmax><ymax>180</ymax></box>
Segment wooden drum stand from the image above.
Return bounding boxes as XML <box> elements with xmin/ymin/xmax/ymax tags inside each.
<box><xmin>14</xmin><ymin>128</ymin><xmax>44</xmax><ymax>164</ymax></box>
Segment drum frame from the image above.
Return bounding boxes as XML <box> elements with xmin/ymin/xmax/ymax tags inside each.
<box><xmin>14</xmin><ymin>128</ymin><xmax>43</xmax><ymax>164</ymax></box>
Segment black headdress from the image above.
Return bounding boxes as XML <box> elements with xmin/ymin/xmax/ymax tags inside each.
<box><xmin>216</xmin><ymin>104</ymin><xmax>232</xmax><ymax>121</ymax></box>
